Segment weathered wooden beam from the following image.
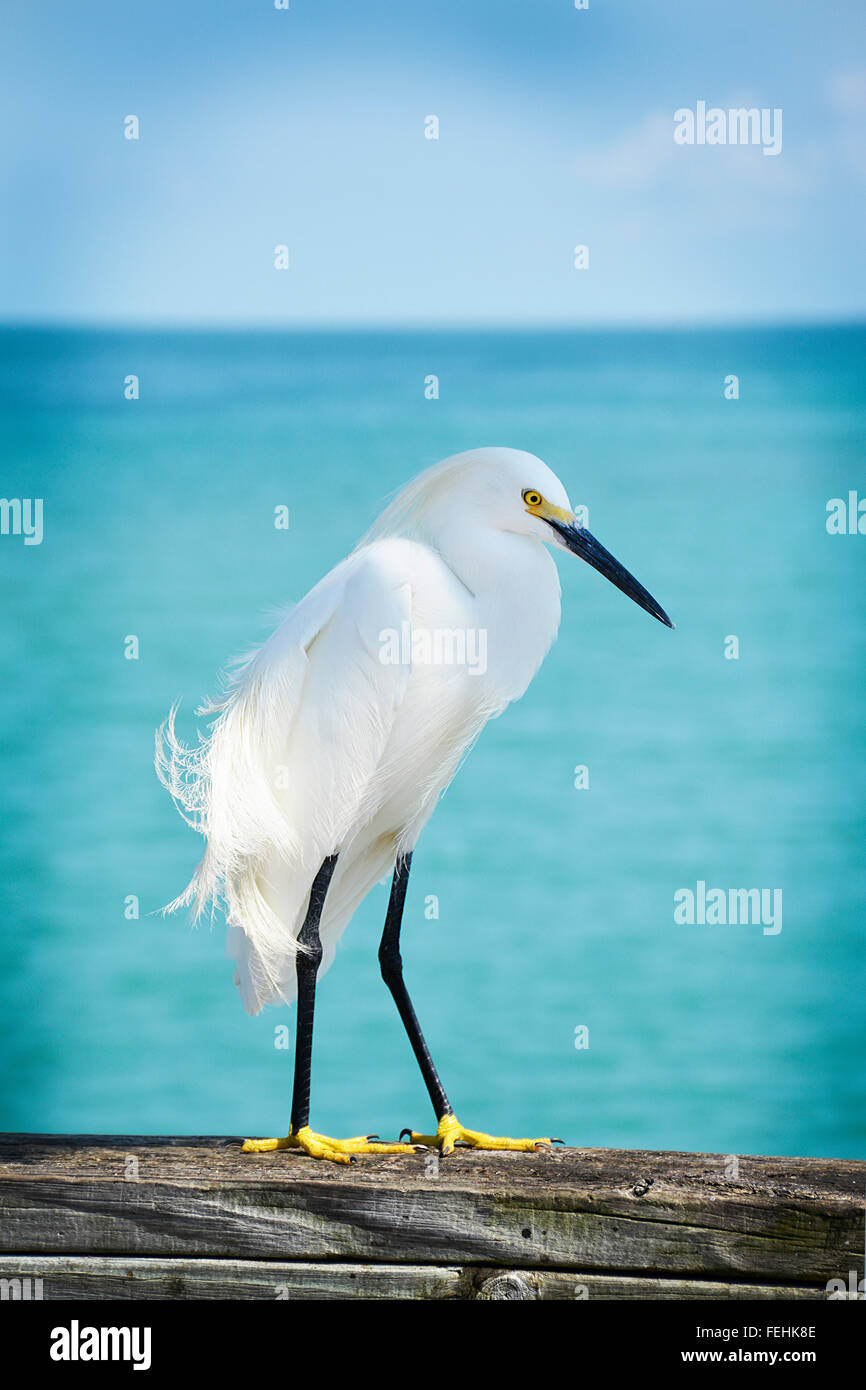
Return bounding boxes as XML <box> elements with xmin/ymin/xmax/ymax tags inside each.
<box><xmin>0</xmin><ymin>1255</ymin><xmax>835</xmax><ymax>1301</ymax></box>
<box><xmin>0</xmin><ymin>1136</ymin><xmax>862</xmax><ymax>1300</ymax></box>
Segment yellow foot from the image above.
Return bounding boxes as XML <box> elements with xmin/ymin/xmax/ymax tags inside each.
<box><xmin>241</xmin><ymin>1125</ymin><xmax>417</xmax><ymax>1165</ymax></box>
<box><xmin>401</xmin><ymin>1113</ymin><xmax>563</xmax><ymax>1158</ymax></box>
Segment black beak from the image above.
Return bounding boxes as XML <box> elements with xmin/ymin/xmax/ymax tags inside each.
<box><xmin>550</xmin><ymin>520</ymin><xmax>674</xmax><ymax>629</ymax></box>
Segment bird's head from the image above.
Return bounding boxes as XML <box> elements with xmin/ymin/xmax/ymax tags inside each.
<box><xmin>435</xmin><ymin>448</ymin><xmax>675</xmax><ymax>629</ymax></box>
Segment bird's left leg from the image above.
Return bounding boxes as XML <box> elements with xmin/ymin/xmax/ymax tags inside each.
<box><xmin>242</xmin><ymin>854</ymin><xmax>416</xmax><ymax>1164</ymax></box>
<box><xmin>381</xmin><ymin>853</ymin><xmax>561</xmax><ymax>1157</ymax></box>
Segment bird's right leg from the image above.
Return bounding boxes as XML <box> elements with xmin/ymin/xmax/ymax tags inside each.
<box><xmin>382</xmin><ymin>853</ymin><xmax>560</xmax><ymax>1157</ymax></box>
<box><xmin>243</xmin><ymin>853</ymin><xmax>415</xmax><ymax>1164</ymax></box>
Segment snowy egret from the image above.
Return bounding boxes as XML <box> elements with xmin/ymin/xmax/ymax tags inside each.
<box><xmin>157</xmin><ymin>447</ymin><xmax>673</xmax><ymax>1162</ymax></box>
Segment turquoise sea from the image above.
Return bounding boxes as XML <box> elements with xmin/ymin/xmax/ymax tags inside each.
<box><xmin>1</xmin><ymin>325</ymin><xmax>864</xmax><ymax>1158</ymax></box>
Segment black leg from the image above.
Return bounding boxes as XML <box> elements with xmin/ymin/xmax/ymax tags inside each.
<box><xmin>378</xmin><ymin>852</ymin><xmax>453</xmax><ymax>1121</ymax></box>
<box><xmin>290</xmin><ymin>854</ymin><xmax>338</xmax><ymax>1134</ymax></box>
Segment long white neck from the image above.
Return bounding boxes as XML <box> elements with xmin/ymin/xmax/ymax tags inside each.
<box><xmin>423</xmin><ymin>509</ymin><xmax>562</xmax><ymax>704</ymax></box>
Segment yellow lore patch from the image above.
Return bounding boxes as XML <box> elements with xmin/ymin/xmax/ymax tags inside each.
<box><xmin>521</xmin><ymin>490</ymin><xmax>574</xmax><ymax>526</ymax></box>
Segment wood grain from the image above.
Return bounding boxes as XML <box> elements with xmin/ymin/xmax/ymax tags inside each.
<box><xmin>0</xmin><ymin>1255</ymin><xmax>833</xmax><ymax>1301</ymax></box>
<box><xmin>0</xmin><ymin>1135</ymin><xmax>862</xmax><ymax>1299</ymax></box>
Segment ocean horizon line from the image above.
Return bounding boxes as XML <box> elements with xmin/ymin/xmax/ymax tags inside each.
<box><xmin>1</xmin><ymin>316</ymin><xmax>864</xmax><ymax>338</ymax></box>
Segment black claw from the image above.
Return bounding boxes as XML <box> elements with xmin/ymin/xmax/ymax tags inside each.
<box><xmin>552</xmin><ymin>1138</ymin><xmax>565</xmax><ymax>1145</ymax></box>
<box><xmin>399</xmin><ymin>1128</ymin><xmax>413</xmax><ymax>1142</ymax></box>
<box><xmin>366</xmin><ymin>1134</ymin><xmax>380</xmax><ymax>1142</ymax></box>
<box><xmin>349</xmin><ymin>1155</ymin><xmax>358</xmax><ymax>1164</ymax></box>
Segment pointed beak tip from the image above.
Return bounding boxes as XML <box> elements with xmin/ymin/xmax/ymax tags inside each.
<box><xmin>556</xmin><ymin>520</ymin><xmax>675</xmax><ymax>633</ymax></box>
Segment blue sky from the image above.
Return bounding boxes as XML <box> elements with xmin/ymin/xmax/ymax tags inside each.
<box><xmin>2</xmin><ymin>0</ymin><xmax>864</xmax><ymax>326</ymax></box>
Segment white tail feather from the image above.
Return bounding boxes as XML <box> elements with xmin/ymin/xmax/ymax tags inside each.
<box><xmin>155</xmin><ymin>621</ymin><xmax>322</xmax><ymax>1007</ymax></box>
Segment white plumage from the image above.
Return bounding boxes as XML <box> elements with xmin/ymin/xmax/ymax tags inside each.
<box><xmin>156</xmin><ymin>445</ymin><xmax>673</xmax><ymax>1161</ymax></box>
<box><xmin>157</xmin><ymin>448</ymin><xmax>570</xmax><ymax>1013</ymax></box>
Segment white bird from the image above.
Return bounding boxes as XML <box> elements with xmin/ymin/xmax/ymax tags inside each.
<box><xmin>157</xmin><ymin>447</ymin><xmax>672</xmax><ymax>1162</ymax></box>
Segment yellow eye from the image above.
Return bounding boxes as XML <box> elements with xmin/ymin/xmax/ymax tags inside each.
<box><xmin>523</xmin><ymin>490</ymin><xmax>543</xmax><ymax>508</ymax></box>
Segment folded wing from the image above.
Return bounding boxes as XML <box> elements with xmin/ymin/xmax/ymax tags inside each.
<box><xmin>157</xmin><ymin>547</ymin><xmax>413</xmax><ymax>1012</ymax></box>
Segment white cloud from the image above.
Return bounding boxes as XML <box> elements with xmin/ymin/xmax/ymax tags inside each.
<box><xmin>574</xmin><ymin>113</ymin><xmax>675</xmax><ymax>189</ymax></box>
<box><xmin>828</xmin><ymin>69</ymin><xmax>866</xmax><ymax>114</ymax></box>
<box><xmin>574</xmin><ymin>105</ymin><xmax>821</xmax><ymax>217</ymax></box>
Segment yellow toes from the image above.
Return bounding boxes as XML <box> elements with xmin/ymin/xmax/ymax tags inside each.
<box><xmin>294</xmin><ymin>1128</ymin><xmax>355</xmax><ymax>1164</ymax></box>
<box><xmin>242</xmin><ymin>1126</ymin><xmax>417</xmax><ymax>1164</ymax></box>
<box><xmin>243</xmin><ymin>1116</ymin><xmax>558</xmax><ymax>1162</ymax></box>
<box><xmin>324</xmin><ymin>1135</ymin><xmax>417</xmax><ymax>1155</ymax></box>
<box><xmin>241</xmin><ymin>1135</ymin><xmax>292</xmax><ymax>1152</ymax></box>
<box><xmin>407</xmin><ymin>1114</ymin><xmax>558</xmax><ymax>1157</ymax></box>
<box><xmin>461</xmin><ymin>1131</ymin><xmax>555</xmax><ymax>1152</ymax></box>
